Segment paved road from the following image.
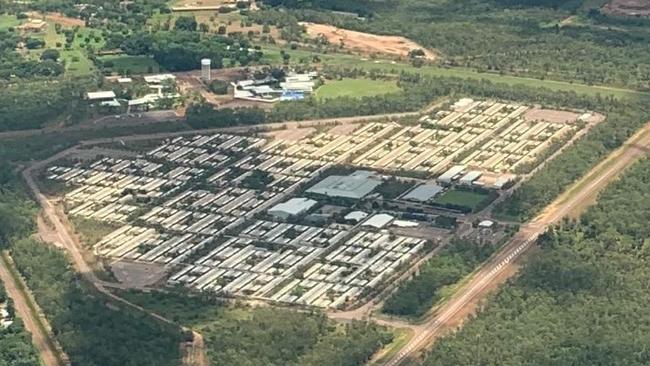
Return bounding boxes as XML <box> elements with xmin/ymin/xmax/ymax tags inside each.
<box><xmin>0</xmin><ymin>110</ymin><xmax>180</xmax><ymax>141</ymax></box>
<box><xmin>383</xmin><ymin>121</ymin><xmax>650</xmax><ymax>366</ymax></box>
<box><xmin>0</xmin><ymin>253</ymin><xmax>64</xmax><ymax>366</ymax></box>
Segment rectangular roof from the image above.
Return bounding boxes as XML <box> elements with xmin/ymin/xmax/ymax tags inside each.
<box><xmin>268</xmin><ymin>197</ymin><xmax>317</xmax><ymax>216</ymax></box>
<box><xmin>403</xmin><ymin>183</ymin><xmax>444</xmax><ymax>202</ymax></box>
<box><xmin>86</xmin><ymin>91</ymin><xmax>116</xmax><ymax>100</ymax></box>
<box><xmin>307</xmin><ymin>171</ymin><xmax>381</xmax><ymax>199</ymax></box>
<box><xmin>362</xmin><ymin>213</ymin><xmax>394</xmax><ymax>229</ymax></box>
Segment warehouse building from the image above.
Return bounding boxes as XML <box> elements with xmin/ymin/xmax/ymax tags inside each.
<box><xmin>459</xmin><ymin>171</ymin><xmax>483</xmax><ymax>185</ymax></box>
<box><xmin>403</xmin><ymin>183</ymin><xmax>444</xmax><ymax>202</ymax></box>
<box><xmin>268</xmin><ymin>197</ymin><xmax>317</xmax><ymax>219</ymax></box>
<box><xmin>438</xmin><ymin>165</ymin><xmax>467</xmax><ymax>184</ymax></box>
<box><xmin>307</xmin><ymin>170</ymin><xmax>382</xmax><ymax>199</ymax></box>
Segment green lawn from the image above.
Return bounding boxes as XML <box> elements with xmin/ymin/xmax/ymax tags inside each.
<box><xmin>0</xmin><ymin>14</ymin><xmax>20</xmax><ymax>31</ymax></box>
<box><xmin>98</xmin><ymin>54</ymin><xmax>161</xmax><ymax>74</ymax></box>
<box><xmin>433</xmin><ymin>188</ymin><xmax>493</xmax><ymax>212</ymax></box>
<box><xmin>315</xmin><ymin>78</ymin><xmax>401</xmax><ymax>100</ymax></box>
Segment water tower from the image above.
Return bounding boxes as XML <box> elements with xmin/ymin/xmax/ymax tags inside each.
<box><xmin>201</xmin><ymin>58</ymin><xmax>211</xmax><ymax>81</ymax></box>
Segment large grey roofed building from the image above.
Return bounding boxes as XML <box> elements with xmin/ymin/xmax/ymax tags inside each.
<box><xmin>307</xmin><ymin>170</ymin><xmax>382</xmax><ymax>199</ymax></box>
<box><xmin>268</xmin><ymin>197</ymin><xmax>317</xmax><ymax>219</ymax></box>
<box><xmin>403</xmin><ymin>183</ymin><xmax>444</xmax><ymax>202</ymax></box>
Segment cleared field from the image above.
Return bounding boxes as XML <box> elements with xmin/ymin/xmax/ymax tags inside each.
<box><xmin>432</xmin><ymin>189</ymin><xmax>491</xmax><ymax>211</ymax></box>
<box><xmin>98</xmin><ymin>55</ymin><xmax>161</xmax><ymax>74</ymax></box>
<box><xmin>315</xmin><ymin>78</ymin><xmax>401</xmax><ymax>100</ymax></box>
<box><xmin>301</xmin><ymin>22</ymin><xmax>436</xmax><ymax>60</ymax></box>
<box><xmin>0</xmin><ymin>15</ymin><xmax>20</xmax><ymax>30</ymax></box>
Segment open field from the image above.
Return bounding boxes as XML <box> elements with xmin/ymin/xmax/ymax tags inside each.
<box><xmin>98</xmin><ymin>55</ymin><xmax>161</xmax><ymax>74</ymax></box>
<box><xmin>0</xmin><ymin>14</ymin><xmax>20</xmax><ymax>30</ymax></box>
<box><xmin>432</xmin><ymin>189</ymin><xmax>491</xmax><ymax>212</ymax></box>
<box><xmin>301</xmin><ymin>22</ymin><xmax>436</xmax><ymax>60</ymax></box>
<box><xmin>316</xmin><ymin>78</ymin><xmax>401</xmax><ymax>100</ymax></box>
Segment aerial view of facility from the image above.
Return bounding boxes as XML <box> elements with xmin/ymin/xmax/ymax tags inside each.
<box><xmin>42</xmin><ymin>98</ymin><xmax>596</xmax><ymax>309</ymax></box>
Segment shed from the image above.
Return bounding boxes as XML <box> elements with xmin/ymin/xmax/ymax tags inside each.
<box><xmin>438</xmin><ymin>165</ymin><xmax>467</xmax><ymax>184</ymax></box>
<box><xmin>403</xmin><ymin>183</ymin><xmax>444</xmax><ymax>202</ymax></box>
<box><xmin>459</xmin><ymin>171</ymin><xmax>483</xmax><ymax>185</ymax></box>
<box><xmin>362</xmin><ymin>214</ymin><xmax>394</xmax><ymax>229</ymax></box>
<box><xmin>268</xmin><ymin>198</ymin><xmax>317</xmax><ymax>219</ymax></box>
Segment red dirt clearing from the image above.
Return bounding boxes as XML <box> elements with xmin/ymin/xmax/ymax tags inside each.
<box><xmin>603</xmin><ymin>0</ymin><xmax>650</xmax><ymax>17</ymax></box>
<box><xmin>300</xmin><ymin>22</ymin><xmax>437</xmax><ymax>60</ymax></box>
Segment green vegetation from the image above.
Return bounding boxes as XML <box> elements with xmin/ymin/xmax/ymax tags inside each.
<box><xmin>9</xmin><ymin>238</ymin><xmax>183</xmax><ymax>366</ymax></box>
<box><xmin>119</xmin><ymin>290</ymin><xmax>393</xmax><ymax>366</ymax></box>
<box><xmin>98</xmin><ymin>54</ymin><xmax>161</xmax><ymax>75</ymax></box>
<box><xmin>0</xmin><ymin>14</ymin><xmax>19</xmax><ymax>31</ymax></box>
<box><xmin>424</xmin><ymin>157</ymin><xmax>650</xmax><ymax>365</ymax></box>
<box><xmin>375</xmin><ymin>178</ymin><xmax>415</xmax><ymax>200</ymax></box>
<box><xmin>266</xmin><ymin>0</ymin><xmax>650</xmax><ymax>90</ymax></box>
<box><xmin>382</xmin><ymin>238</ymin><xmax>497</xmax><ymax>318</ymax></box>
<box><xmin>0</xmin><ymin>281</ymin><xmax>40</xmax><ymax>366</ymax></box>
<box><xmin>432</xmin><ymin>188</ymin><xmax>494</xmax><ymax>213</ymax></box>
<box><xmin>315</xmin><ymin>78</ymin><xmax>401</xmax><ymax>100</ymax></box>
<box><xmin>70</xmin><ymin>217</ymin><xmax>120</xmax><ymax>247</ymax></box>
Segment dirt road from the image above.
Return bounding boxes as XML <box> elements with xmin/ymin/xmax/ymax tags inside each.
<box><xmin>0</xmin><ymin>253</ymin><xmax>65</xmax><ymax>366</ymax></box>
<box><xmin>383</xmin><ymin>122</ymin><xmax>650</xmax><ymax>366</ymax></box>
<box><xmin>23</xmin><ymin>162</ymin><xmax>210</xmax><ymax>366</ymax></box>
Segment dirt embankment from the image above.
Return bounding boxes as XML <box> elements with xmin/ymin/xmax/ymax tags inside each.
<box><xmin>26</xmin><ymin>12</ymin><xmax>85</xmax><ymax>27</ymax></box>
<box><xmin>300</xmin><ymin>22</ymin><xmax>437</xmax><ymax>60</ymax></box>
<box><xmin>603</xmin><ymin>0</ymin><xmax>650</xmax><ymax>17</ymax></box>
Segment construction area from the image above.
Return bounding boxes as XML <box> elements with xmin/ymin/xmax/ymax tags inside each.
<box><xmin>41</xmin><ymin>98</ymin><xmax>599</xmax><ymax>309</ymax></box>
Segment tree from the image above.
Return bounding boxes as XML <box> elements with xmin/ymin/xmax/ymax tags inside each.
<box><xmin>40</xmin><ymin>49</ymin><xmax>60</xmax><ymax>61</ymax></box>
<box><xmin>175</xmin><ymin>16</ymin><xmax>197</xmax><ymax>31</ymax></box>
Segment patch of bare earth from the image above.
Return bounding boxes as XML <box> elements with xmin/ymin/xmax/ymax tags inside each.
<box><xmin>328</xmin><ymin>123</ymin><xmax>361</xmax><ymax>136</ymax></box>
<box><xmin>603</xmin><ymin>0</ymin><xmax>650</xmax><ymax>17</ymax></box>
<box><xmin>300</xmin><ymin>22</ymin><xmax>436</xmax><ymax>60</ymax></box>
<box><xmin>263</xmin><ymin>127</ymin><xmax>316</xmax><ymax>141</ymax></box>
<box><xmin>27</xmin><ymin>12</ymin><xmax>85</xmax><ymax>27</ymax></box>
<box><xmin>524</xmin><ymin>108</ymin><xmax>580</xmax><ymax>124</ymax></box>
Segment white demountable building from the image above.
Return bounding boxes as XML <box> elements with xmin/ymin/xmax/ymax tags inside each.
<box><xmin>362</xmin><ymin>214</ymin><xmax>394</xmax><ymax>229</ymax></box>
<box><xmin>268</xmin><ymin>198</ymin><xmax>317</xmax><ymax>219</ymax></box>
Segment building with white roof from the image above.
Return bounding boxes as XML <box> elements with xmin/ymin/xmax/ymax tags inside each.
<box><xmin>459</xmin><ymin>171</ymin><xmax>483</xmax><ymax>185</ymax></box>
<box><xmin>86</xmin><ymin>91</ymin><xmax>116</xmax><ymax>101</ymax></box>
<box><xmin>344</xmin><ymin>211</ymin><xmax>368</xmax><ymax>222</ymax></box>
<box><xmin>307</xmin><ymin>171</ymin><xmax>382</xmax><ymax>199</ymax></box>
<box><xmin>438</xmin><ymin>165</ymin><xmax>467</xmax><ymax>184</ymax></box>
<box><xmin>144</xmin><ymin>74</ymin><xmax>176</xmax><ymax>84</ymax></box>
<box><xmin>362</xmin><ymin>213</ymin><xmax>394</xmax><ymax>229</ymax></box>
<box><xmin>268</xmin><ymin>197</ymin><xmax>317</xmax><ymax>219</ymax></box>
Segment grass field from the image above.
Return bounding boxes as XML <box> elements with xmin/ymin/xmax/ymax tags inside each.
<box><xmin>433</xmin><ymin>188</ymin><xmax>492</xmax><ymax>212</ymax></box>
<box><xmin>98</xmin><ymin>54</ymin><xmax>161</xmax><ymax>74</ymax></box>
<box><xmin>0</xmin><ymin>14</ymin><xmax>20</xmax><ymax>30</ymax></box>
<box><xmin>315</xmin><ymin>78</ymin><xmax>401</xmax><ymax>100</ymax></box>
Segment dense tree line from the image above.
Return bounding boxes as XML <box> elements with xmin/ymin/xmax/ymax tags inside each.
<box><xmin>120</xmin><ymin>290</ymin><xmax>393</xmax><ymax>366</ymax></box>
<box><xmin>0</xmin><ymin>79</ymin><xmax>92</xmax><ymax>132</ymax></box>
<box><xmin>266</xmin><ymin>0</ymin><xmax>650</xmax><ymax>90</ymax></box>
<box><xmin>9</xmin><ymin>238</ymin><xmax>183</xmax><ymax>366</ymax></box>
<box><xmin>0</xmin><ymin>283</ymin><xmax>40</xmax><ymax>366</ymax></box>
<box><xmin>383</xmin><ymin>238</ymin><xmax>497</xmax><ymax>317</ymax></box>
<box><xmin>120</xmin><ymin>28</ymin><xmax>262</xmax><ymax>71</ymax></box>
<box><xmin>424</xmin><ymin>157</ymin><xmax>650</xmax><ymax>366</ymax></box>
